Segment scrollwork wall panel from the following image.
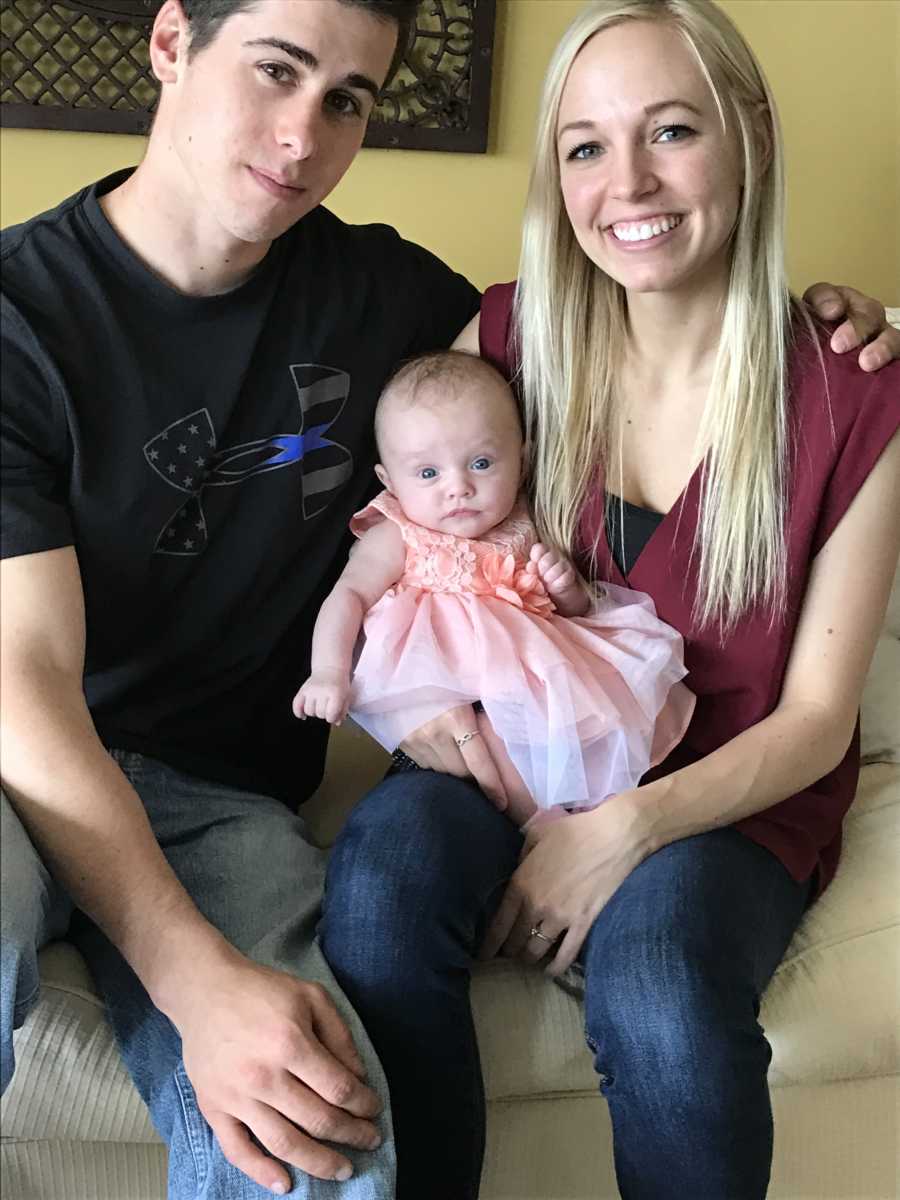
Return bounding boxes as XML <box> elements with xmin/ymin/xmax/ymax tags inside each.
<box><xmin>1</xmin><ymin>0</ymin><xmax>495</xmax><ymax>150</ymax></box>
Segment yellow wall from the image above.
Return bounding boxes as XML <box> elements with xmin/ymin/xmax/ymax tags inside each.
<box><xmin>2</xmin><ymin>0</ymin><xmax>898</xmax><ymax>301</ymax></box>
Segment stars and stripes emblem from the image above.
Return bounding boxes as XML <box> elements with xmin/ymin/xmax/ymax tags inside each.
<box><xmin>144</xmin><ymin>365</ymin><xmax>354</xmax><ymax>556</ymax></box>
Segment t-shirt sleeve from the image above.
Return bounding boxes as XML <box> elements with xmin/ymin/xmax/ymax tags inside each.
<box><xmin>810</xmin><ymin>359</ymin><xmax>900</xmax><ymax>556</ymax></box>
<box><xmin>479</xmin><ymin>281</ymin><xmax>517</xmax><ymax>380</ymax></box>
<box><xmin>400</xmin><ymin>238</ymin><xmax>481</xmax><ymax>356</ymax></box>
<box><xmin>1</xmin><ymin>295</ymin><xmax>74</xmax><ymax>559</ymax></box>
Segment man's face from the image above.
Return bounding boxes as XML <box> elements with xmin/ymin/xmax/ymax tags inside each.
<box><xmin>163</xmin><ymin>0</ymin><xmax>397</xmax><ymax>244</ymax></box>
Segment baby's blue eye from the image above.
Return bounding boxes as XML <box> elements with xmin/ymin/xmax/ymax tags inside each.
<box><xmin>419</xmin><ymin>467</ymin><xmax>438</xmax><ymax>480</ymax></box>
<box><xmin>471</xmin><ymin>457</ymin><xmax>492</xmax><ymax>471</ymax></box>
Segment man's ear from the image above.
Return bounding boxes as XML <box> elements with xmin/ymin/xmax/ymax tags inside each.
<box><xmin>149</xmin><ymin>0</ymin><xmax>189</xmax><ymax>85</ymax></box>
<box><xmin>374</xmin><ymin>464</ymin><xmax>392</xmax><ymax>492</ymax></box>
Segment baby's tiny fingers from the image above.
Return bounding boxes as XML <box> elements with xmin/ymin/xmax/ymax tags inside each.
<box><xmin>543</xmin><ymin>561</ymin><xmax>569</xmax><ymax>587</ymax></box>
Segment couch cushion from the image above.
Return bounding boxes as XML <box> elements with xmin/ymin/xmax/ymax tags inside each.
<box><xmin>0</xmin><ymin>943</ymin><xmax>157</xmax><ymax>1145</ymax></box>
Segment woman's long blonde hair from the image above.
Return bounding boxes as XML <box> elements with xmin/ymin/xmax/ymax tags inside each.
<box><xmin>516</xmin><ymin>0</ymin><xmax>794</xmax><ymax>631</ymax></box>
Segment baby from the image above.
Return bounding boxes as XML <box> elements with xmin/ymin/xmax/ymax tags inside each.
<box><xmin>293</xmin><ymin>350</ymin><xmax>694</xmax><ymax>827</ymax></box>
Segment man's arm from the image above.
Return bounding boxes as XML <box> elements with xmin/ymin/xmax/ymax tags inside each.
<box><xmin>1</xmin><ymin>546</ymin><xmax>383</xmax><ymax>1193</ymax></box>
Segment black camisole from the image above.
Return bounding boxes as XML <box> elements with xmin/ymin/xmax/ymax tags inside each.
<box><xmin>604</xmin><ymin>495</ymin><xmax>665</xmax><ymax>578</ymax></box>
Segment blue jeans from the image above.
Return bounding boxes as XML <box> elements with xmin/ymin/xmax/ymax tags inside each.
<box><xmin>1</xmin><ymin>752</ymin><xmax>395</xmax><ymax>1199</ymax></box>
<box><xmin>320</xmin><ymin>771</ymin><xmax>811</xmax><ymax>1200</ymax></box>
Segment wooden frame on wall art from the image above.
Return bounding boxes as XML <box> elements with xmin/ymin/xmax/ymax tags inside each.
<box><xmin>0</xmin><ymin>0</ymin><xmax>496</xmax><ymax>152</ymax></box>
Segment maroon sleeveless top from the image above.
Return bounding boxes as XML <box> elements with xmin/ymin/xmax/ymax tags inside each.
<box><xmin>481</xmin><ymin>281</ymin><xmax>900</xmax><ymax>894</ymax></box>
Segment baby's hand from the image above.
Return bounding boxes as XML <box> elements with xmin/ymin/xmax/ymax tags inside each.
<box><xmin>292</xmin><ymin>670</ymin><xmax>351</xmax><ymax>725</ymax></box>
<box><xmin>528</xmin><ymin>543</ymin><xmax>577</xmax><ymax>595</ymax></box>
<box><xmin>527</xmin><ymin>544</ymin><xmax>589</xmax><ymax>617</ymax></box>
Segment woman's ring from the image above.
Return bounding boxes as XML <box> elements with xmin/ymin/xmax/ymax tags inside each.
<box><xmin>454</xmin><ymin>730</ymin><xmax>480</xmax><ymax>749</ymax></box>
<box><xmin>529</xmin><ymin>925</ymin><xmax>555</xmax><ymax>944</ymax></box>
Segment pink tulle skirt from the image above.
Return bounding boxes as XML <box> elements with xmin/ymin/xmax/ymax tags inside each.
<box><xmin>349</xmin><ymin>582</ymin><xmax>695</xmax><ymax>812</ymax></box>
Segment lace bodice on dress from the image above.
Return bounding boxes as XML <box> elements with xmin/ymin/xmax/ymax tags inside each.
<box><xmin>350</xmin><ymin>491</ymin><xmax>555</xmax><ymax>615</ymax></box>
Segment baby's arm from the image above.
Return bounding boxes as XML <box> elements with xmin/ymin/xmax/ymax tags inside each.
<box><xmin>293</xmin><ymin>520</ymin><xmax>406</xmax><ymax>724</ymax></box>
<box><xmin>528</xmin><ymin>543</ymin><xmax>590</xmax><ymax>617</ymax></box>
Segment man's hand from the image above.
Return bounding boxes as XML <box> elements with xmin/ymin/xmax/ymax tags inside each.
<box><xmin>293</xmin><ymin>669</ymin><xmax>351</xmax><ymax>725</ymax></box>
<box><xmin>803</xmin><ymin>283</ymin><xmax>900</xmax><ymax>372</ymax></box>
<box><xmin>174</xmin><ymin>949</ymin><xmax>383</xmax><ymax>1194</ymax></box>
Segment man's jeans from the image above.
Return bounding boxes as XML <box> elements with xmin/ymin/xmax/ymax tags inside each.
<box><xmin>1</xmin><ymin>751</ymin><xmax>396</xmax><ymax>1199</ymax></box>
<box><xmin>320</xmin><ymin>771</ymin><xmax>811</xmax><ymax>1200</ymax></box>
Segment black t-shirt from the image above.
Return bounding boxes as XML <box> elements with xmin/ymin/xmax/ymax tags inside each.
<box><xmin>1</xmin><ymin>170</ymin><xmax>480</xmax><ymax>803</ymax></box>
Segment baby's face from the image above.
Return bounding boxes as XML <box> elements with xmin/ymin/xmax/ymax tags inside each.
<box><xmin>377</xmin><ymin>377</ymin><xmax>523</xmax><ymax>539</ymax></box>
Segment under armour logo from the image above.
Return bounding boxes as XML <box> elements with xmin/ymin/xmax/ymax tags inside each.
<box><xmin>144</xmin><ymin>365</ymin><xmax>353</xmax><ymax>556</ymax></box>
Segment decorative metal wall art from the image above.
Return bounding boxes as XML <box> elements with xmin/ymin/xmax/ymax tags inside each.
<box><xmin>0</xmin><ymin>0</ymin><xmax>495</xmax><ymax>151</ymax></box>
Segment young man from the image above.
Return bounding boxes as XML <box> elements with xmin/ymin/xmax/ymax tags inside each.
<box><xmin>1</xmin><ymin>1</ymin><xmax>896</xmax><ymax>1198</ymax></box>
<box><xmin>1</xmin><ymin>3</ymin><xmax>472</xmax><ymax>1197</ymax></box>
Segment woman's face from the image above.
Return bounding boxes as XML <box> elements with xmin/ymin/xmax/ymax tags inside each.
<box><xmin>556</xmin><ymin>19</ymin><xmax>744</xmax><ymax>298</ymax></box>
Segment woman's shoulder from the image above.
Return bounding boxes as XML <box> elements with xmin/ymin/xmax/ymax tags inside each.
<box><xmin>788</xmin><ymin>311</ymin><xmax>899</xmax><ymax>455</ymax></box>
<box><xmin>789</xmin><ymin>310</ymin><xmax>900</xmax><ymax>411</ymax></box>
<box><xmin>479</xmin><ymin>281</ymin><xmax>518</xmax><ymax>380</ymax></box>
<box><xmin>787</xmin><ymin>311</ymin><xmax>899</xmax><ymax>554</ymax></box>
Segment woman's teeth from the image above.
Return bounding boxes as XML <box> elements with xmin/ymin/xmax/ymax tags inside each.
<box><xmin>611</xmin><ymin>214</ymin><xmax>682</xmax><ymax>242</ymax></box>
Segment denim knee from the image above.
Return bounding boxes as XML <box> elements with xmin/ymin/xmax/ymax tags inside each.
<box><xmin>322</xmin><ymin>771</ymin><xmax>520</xmax><ymax>979</ymax></box>
<box><xmin>587</xmin><ymin>942</ymin><xmax>762</xmax><ymax>1082</ymax></box>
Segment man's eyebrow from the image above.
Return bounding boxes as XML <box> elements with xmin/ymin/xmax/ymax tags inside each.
<box><xmin>243</xmin><ymin>38</ymin><xmax>380</xmax><ymax>100</ymax></box>
<box><xmin>558</xmin><ymin>99</ymin><xmax>703</xmax><ymax>140</ymax></box>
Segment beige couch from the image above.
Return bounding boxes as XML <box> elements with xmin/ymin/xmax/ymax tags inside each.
<box><xmin>3</xmin><ymin>390</ymin><xmax>899</xmax><ymax>1198</ymax></box>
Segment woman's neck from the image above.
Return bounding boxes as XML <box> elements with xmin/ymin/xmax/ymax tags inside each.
<box><xmin>623</xmin><ymin>272</ymin><xmax>729</xmax><ymax>388</ymax></box>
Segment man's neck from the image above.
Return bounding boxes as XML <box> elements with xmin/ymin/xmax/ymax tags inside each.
<box><xmin>99</xmin><ymin>147</ymin><xmax>271</xmax><ymax>298</ymax></box>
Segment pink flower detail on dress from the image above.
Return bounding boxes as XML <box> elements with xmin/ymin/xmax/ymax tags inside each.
<box><xmin>471</xmin><ymin>552</ymin><xmax>555</xmax><ymax>617</ymax></box>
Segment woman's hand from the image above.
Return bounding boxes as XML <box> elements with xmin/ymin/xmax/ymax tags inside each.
<box><xmin>803</xmin><ymin>283</ymin><xmax>900</xmax><ymax>372</ymax></box>
<box><xmin>399</xmin><ymin>705</ymin><xmax>536</xmax><ymax>818</ymax></box>
<box><xmin>481</xmin><ymin>793</ymin><xmax>651</xmax><ymax>975</ymax></box>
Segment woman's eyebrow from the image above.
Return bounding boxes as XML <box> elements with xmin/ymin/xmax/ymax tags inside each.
<box><xmin>243</xmin><ymin>37</ymin><xmax>380</xmax><ymax>99</ymax></box>
<box><xmin>558</xmin><ymin>98</ymin><xmax>703</xmax><ymax>140</ymax></box>
<box><xmin>643</xmin><ymin>99</ymin><xmax>703</xmax><ymax>117</ymax></box>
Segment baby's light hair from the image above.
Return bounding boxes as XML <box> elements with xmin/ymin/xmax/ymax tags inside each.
<box><xmin>375</xmin><ymin>350</ymin><xmax>522</xmax><ymax>459</ymax></box>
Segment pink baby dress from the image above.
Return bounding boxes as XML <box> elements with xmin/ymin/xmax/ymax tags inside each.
<box><xmin>349</xmin><ymin>491</ymin><xmax>695</xmax><ymax>812</ymax></box>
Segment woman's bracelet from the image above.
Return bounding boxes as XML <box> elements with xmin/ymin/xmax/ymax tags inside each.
<box><xmin>389</xmin><ymin>748</ymin><xmax>422</xmax><ymax>773</ymax></box>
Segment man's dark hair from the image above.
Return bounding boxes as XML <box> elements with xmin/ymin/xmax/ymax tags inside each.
<box><xmin>182</xmin><ymin>0</ymin><xmax>418</xmax><ymax>86</ymax></box>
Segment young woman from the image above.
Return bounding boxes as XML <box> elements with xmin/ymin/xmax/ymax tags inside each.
<box><xmin>320</xmin><ymin>3</ymin><xmax>900</xmax><ymax>1197</ymax></box>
